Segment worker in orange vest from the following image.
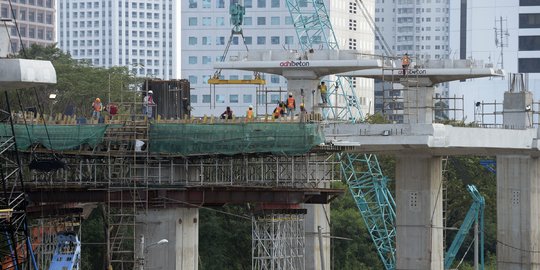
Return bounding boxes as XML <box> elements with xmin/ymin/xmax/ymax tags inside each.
<box><xmin>286</xmin><ymin>92</ymin><xmax>296</xmax><ymax>117</ymax></box>
<box><xmin>401</xmin><ymin>53</ymin><xmax>411</xmax><ymax>75</ymax></box>
<box><xmin>273</xmin><ymin>102</ymin><xmax>284</xmax><ymax>119</ymax></box>
<box><xmin>246</xmin><ymin>105</ymin><xmax>255</xmax><ymax>121</ymax></box>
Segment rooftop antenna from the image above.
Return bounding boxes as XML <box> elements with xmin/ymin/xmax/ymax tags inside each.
<box><xmin>494</xmin><ymin>16</ymin><xmax>509</xmax><ymax>69</ymax></box>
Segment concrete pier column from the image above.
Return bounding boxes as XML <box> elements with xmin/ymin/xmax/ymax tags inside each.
<box><xmin>401</xmin><ymin>78</ymin><xmax>435</xmax><ymax>124</ymax></box>
<box><xmin>395</xmin><ymin>154</ymin><xmax>443</xmax><ymax>270</ymax></box>
<box><xmin>287</xmin><ymin>79</ymin><xmax>320</xmax><ymax>114</ymax></box>
<box><xmin>137</xmin><ymin>208</ymin><xmax>199</xmax><ymax>270</ymax></box>
<box><xmin>305</xmin><ymin>204</ymin><xmax>331</xmax><ymax>270</ymax></box>
<box><xmin>496</xmin><ymin>155</ymin><xmax>540</xmax><ymax>270</ymax></box>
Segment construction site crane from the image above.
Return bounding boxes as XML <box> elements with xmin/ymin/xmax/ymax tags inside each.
<box><xmin>284</xmin><ymin>1</ymin><xmax>396</xmax><ymax>268</ymax></box>
<box><xmin>445</xmin><ymin>185</ymin><xmax>485</xmax><ymax>270</ymax></box>
<box><xmin>208</xmin><ymin>1</ymin><xmax>265</xmax><ymax>85</ymax></box>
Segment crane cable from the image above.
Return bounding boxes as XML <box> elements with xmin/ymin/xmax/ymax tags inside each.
<box><xmin>5</xmin><ymin>0</ymin><xmax>64</xmax><ymax>172</ymax></box>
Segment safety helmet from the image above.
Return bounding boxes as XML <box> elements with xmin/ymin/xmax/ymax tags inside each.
<box><xmin>249</xmin><ymin>105</ymin><xmax>253</xmax><ymax>109</ymax></box>
<box><xmin>288</xmin><ymin>92</ymin><xmax>293</xmax><ymax>96</ymax></box>
<box><xmin>96</xmin><ymin>98</ymin><xmax>100</xmax><ymax>102</ymax></box>
<box><xmin>148</xmin><ymin>90</ymin><xmax>153</xmax><ymax>94</ymax></box>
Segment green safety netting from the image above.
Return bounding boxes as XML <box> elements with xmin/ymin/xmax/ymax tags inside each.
<box><xmin>0</xmin><ymin>122</ymin><xmax>324</xmax><ymax>155</ymax></box>
<box><xmin>148</xmin><ymin>122</ymin><xmax>324</xmax><ymax>155</ymax></box>
<box><xmin>0</xmin><ymin>124</ymin><xmax>109</xmax><ymax>150</ymax></box>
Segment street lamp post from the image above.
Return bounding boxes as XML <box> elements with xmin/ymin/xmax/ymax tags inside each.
<box><xmin>138</xmin><ymin>234</ymin><xmax>168</xmax><ymax>270</ymax></box>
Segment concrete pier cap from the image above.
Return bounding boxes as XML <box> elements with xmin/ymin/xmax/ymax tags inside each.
<box><xmin>214</xmin><ymin>49</ymin><xmax>382</xmax><ymax>113</ymax></box>
<box><xmin>0</xmin><ymin>59</ymin><xmax>57</xmax><ymax>89</ymax></box>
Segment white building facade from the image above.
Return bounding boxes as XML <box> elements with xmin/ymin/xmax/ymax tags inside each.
<box><xmin>374</xmin><ymin>0</ymin><xmax>451</xmax><ymax>122</ymax></box>
<box><xmin>448</xmin><ymin>0</ymin><xmax>540</xmax><ymax>123</ymax></box>
<box><xmin>56</xmin><ymin>0</ymin><xmax>179</xmax><ymax>79</ymax></box>
<box><xmin>0</xmin><ymin>0</ymin><xmax>56</xmax><ymax>53</ymax></box>
<box><xmin>182</xmin><ymin>0</ymin><xmax>375</xmax><ymax>117</ymax></box>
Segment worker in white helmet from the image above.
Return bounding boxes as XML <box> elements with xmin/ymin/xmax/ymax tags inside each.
<box><xmin>143</xmin><ymin>90</ymin><xmax>156</xmax><ymax>119</ymax></box>
<box><xmin>246</xmin><ymin>104</ymin><xmax>255</xmax><ymax>122</ymax></box>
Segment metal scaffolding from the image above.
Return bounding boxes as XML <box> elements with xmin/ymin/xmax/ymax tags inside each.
<box><xmin>252</xmin><ymin>209</ymin><xmax>307</xmax><ymax>270</ymax></box>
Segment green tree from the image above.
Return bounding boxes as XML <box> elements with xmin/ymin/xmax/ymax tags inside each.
<box><xmin>330</xmin><ymin>182</ymin><xmax>384</xmax><ymax>270</ymax></box>
<box><xmin>80</xmin><ymin>205</ymin><xmax>107</xmax><ymax>270</ymax></box>
<box><xmin>12</xmin><ymin>44</ymin><xmax>139</xmax><ymax>118</ymax></box>
<box><xmin>198</xmin><ymin>206</ymin><xmax>252</xmax><ymax>270</ymax></box>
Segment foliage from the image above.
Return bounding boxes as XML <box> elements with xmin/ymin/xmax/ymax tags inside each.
<box><xmin>80</xmin><ymin>205</ymin><xmax>107</xmax><ymax>270</ymax></box>
<box><xmin>363</xmin><ymin>112</ymin><xmax>391</xmax><ymax>124</ymax></box>
<box><xmin>12</xmin><ymin>44</ymin><xmax>140</xmax><ymax>118</ymax></box>
<box><xmin>199</xmin><ymin>206</ymin><xmax>252</xmax><ymax>270</ymax></box>
<box><xmin>444</xmin><ymin>156</ymin><xmax>497</xmax><ymax>268</ymax></box>
<box><xmin>330</xmin><ymin>182</ymin><xmax>384</xmax><ymax>270</ymax></box>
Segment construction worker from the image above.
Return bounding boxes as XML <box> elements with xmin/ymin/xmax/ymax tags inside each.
<box><xmin>299</xmin><ymin>103</ymin><xmax>308</xmax><ymax>122</ymax></box>
<box><xmin>221</xmin><ymin>106</ymin><xmax>233</xmax><ymax>119</ymax></box>
<box><xmin>143</xmin><ymin>90</ymin><xmax>155</xmax><ymax>119</ymax></box>
<box><xmin>246</xmin><ymin>105</ymin><xmax>255</xmax><ymax>121</ymax></box>
<box><xmin>273</xmin><ymin>102</ymin><xmax>284</xmax><ymax>119</ymax></box>
<box><xmin>319</xmin><ymin>81</ymin><xmax>328</xmax><ymax>104</ymax></box>
<box><xmin>286</xmin><ymin>92</ymin><xmax>296</xmax><ymax>117</ymax></box>
<box><xmin>401</xmin><ymin>53</ymin><xmax>411</xmax><ymax>75</ymax></box>
<box><xmin>91</xmin><ymin>98</ymin><xmax>103</xmax><ymax>119</ymax></box>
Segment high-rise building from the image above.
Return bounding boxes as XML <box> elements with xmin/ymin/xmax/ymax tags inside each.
<box><xmin>448</xmin><ymin>0</ymin><xmax>540</xmax><ymax>122</ymax></box>
<box><xmin>56</xmin><ymin>0</ymin><xmax>179</xmax><ymax>79</ymax></box>
<box><xmin>182</xmin><ymin>0</ymin><xmax>375</xmax><ymax>117</ymax></box>
<box><xmin>374</xmin><ymin>0</ymin><xmax>451</xmax><ymax>122</ymax></box>
<box><xmin>0</xmin><ymin>0</ymin><xmax>56</xmax><ymax>53</ymax></box>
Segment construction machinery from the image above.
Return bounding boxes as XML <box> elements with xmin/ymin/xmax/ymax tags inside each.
<box><xmin>444</xmin><ymin>185</ymin><xmax>485</xmax><ymax>270</ymax></box>
<box><xmin>284</xmin><ymin>0</ymin><xmax>396</xmax><ymax>268</ymax></box>
<box><xmin>208</xmin><ymin>0</ymin><xmax>265</xmax><ymax>85</ymax></box>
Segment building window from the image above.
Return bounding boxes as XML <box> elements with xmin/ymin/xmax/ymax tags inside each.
<box><xmin>189</xmin><ymin>75</ymin><xmax>198</xmax><ymax>84</ymax></box>
<box><xmin>271</xmin><ymin>36</ymin><xmax>280</xmax><ymax>45</ymax></box>
<box><xmin>257</xmin><ymin>0</ymin><xmax>266</xmax><ymax>8</ymax></box>
<box><xmin>270</xmin><ymin>75</ymin><xmax>280</xmax><ymax>84</ymax></box>
<box><xmin>520</xmin><ymin>14</ymin><xmax>540</xmax><ymax>28</ymax></box>
<box><xmin>189</xmin><ymin>37</ymin><xmax>197</xmax><ymax>45</ymax></box>
<box><xmin>520</xmin><ymin>36</ymin><xmax>540</xmax><ymax>51</ymax></box>
<box><xmin>244</xmin><ymin>0</ymin><xmax>253</xmax><ymax>8</ymax></box>
<box><xmin>519</xmin><ymin>58</ymin><xmax>540</xmax><ymax>72</ymax></box>
<box><xmin>216</xmin><ymin>94</ymin><xmax>226</xmax><ymax>103</ymax></box>
<box><xmin>217</xmin><ymin>0</ymin><xmax>225</xmax><ymax>8</ymax></box>
<box><xmin>202</xmin><ymin>94</ymin><xmax>211</xmax><ymax>103</ymax></box>
<box><xmin>243</xmin><ymin>95</ymin><xmax>253</xmax><ymax>104</ymax></box>
<box><xmin>190</xmin><ymin>95</ymin><xmax>198</xmax><ymax>103</ymax></box>
<box><xmin>257</xmin><ymin>17</ymin><xmax>266</xmax><ymax>25</ymax></box>
<box><xmin>216</xmin><ymin>36</ymin><xmax>225</xmax><ymax>45</ymax></box>
<box><xmin>244</xmin><ymin>36</ymin><xmax>252</xmax><ymax>45</ymax></box>
<box><xmin>202</xmin><ymin>17</ymin><xmax>211</xmax><ymax>26</ymax></box>
<box><xmin>202</xmin><ymin>36</ymin><xmax>211</xmax><ymax>45</ymax></box>
<box><xmin>230</xmin><ymin>95</ymin><xmax>239</xmax><ymax>103</ymax></box>
<box><xmin>271</xmin><ymin>17</ymin><xmax>280</xmax><ymax>25</ymax></box>
<box><xmin>520</xmin><ymin>0</ymin><xmax>540</xmax><ymax>6</ymax></box>
<box><xmin>188</xmin><ymin>56</ymin><xmax>197</xmax><ymax>64</ymax></box>
<box><xmin>188</xmin><ymin>17</ymin><xmax>197</xmax><ymax>26</ymax></box>
<box><xmin>257</xmin><ymin>36</ymin><xmax>266</xmax><ymax>45</ymax></box>
<box><xmin>202</xmin><ymin>0</ymin><xmax>211</xmax><ymax>8</ymax></box>
<box><xmin>216</xmin><ymin>17</ymin><xmax>225</xmax><ymax>26</ymax></box>
<box><xmin>257</xmin><ymin>94</ymin><xmax>266</xmax><ymax>104</ymax></box>
<box><xmin>285</xmin><ymin>36</ymin><xmax>294</xmax><ymax>45</ymax></box>
<box><xmin>202</xmin><ymin>56</ymin><xmax>212</xmax><ymax>64</ymax></box>
<box><xmin>285</xmin><ymin>16</ymin><xmax>293</xmax><ymax>25</ymax></box>
<box><xmin>189</xmin><ymin>0</ymin><xmax>197</xmax><ymax>8</ymax></box>
<box><xmin>271</xmin><ymin>0</ymin><xmax>280</xmax><ymax>8</ymax></box>
<box><xmin>270</xmin><ymin>94</ymin><xmax>280</xmax><ymax>104</ymax></box>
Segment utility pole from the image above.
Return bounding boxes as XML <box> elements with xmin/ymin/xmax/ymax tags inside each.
<box><xmin>317</xmin><ymin>226</ymin><xmax>325</xmax><ymax>270</ymax></box>
<box><xmin>494</xmin><ymin>16</ymin><xmax>509</xmax><ymax>69</ymax></box>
